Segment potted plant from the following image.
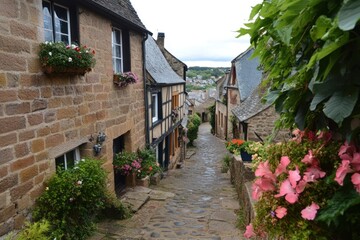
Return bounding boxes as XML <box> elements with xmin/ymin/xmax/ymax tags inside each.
<box><xmin>113</xmin><ymin>151</ymin><xmax>141</xmax><ymax>187</ymax></box>
<box><xmin>226</xmin><ymin>138</ymin><xmax>252</xmax><ymax>162</ymax></box>
<box><xmin>38</xmin><ymin>41</ymin><xmax>96</xmax><ymax>75</ymax></box>
<box><xmin>113</xmin><ymin>71</ymin><xmax>138</xmax><ymax>87</ymax></box>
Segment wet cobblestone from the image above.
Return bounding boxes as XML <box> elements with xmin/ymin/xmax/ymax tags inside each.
<box><xmin>92</xmin><ymin>123</ymin><xmax>243</xmax><ymax>239</ymax></box>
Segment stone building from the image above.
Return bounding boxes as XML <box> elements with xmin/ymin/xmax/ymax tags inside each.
<box><xmin>145</xmin><ymin>36</ymin><xmax>186</xmax><ymax>170</ymax></box>
<box><xmin>0</xmin><ymin>0</ymin><xmax>150</xmax><ymax>235</ymax></box>
<box><xmin>215</xmin><ymin>47</ymin><xmax>288</xmax><ymax>141</ymax></box>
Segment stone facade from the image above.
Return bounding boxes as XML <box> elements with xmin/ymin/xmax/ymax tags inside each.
<box><xmin>245</xmin><ymin>107</ymin><xmax>290</xmax><ymax>142</ymax></box>
<box><xmin>0</xmin><ymin>0</ymin><xmax>146</xmax><ymax>236</ymax></box>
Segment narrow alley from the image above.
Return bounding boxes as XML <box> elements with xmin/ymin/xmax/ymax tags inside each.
<box><xmin>93</xmin><ymin>122</ymin><xmax>243</xmax><ymax>240</ymax></box>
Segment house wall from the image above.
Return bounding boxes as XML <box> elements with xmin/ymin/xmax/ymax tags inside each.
<box><xmin>226</xmin><ymin>87</ymin><xmax>240</xmax><ymax>140</ymax></box>
<box><xmin>148</xmin><ymin>84</ymin><xmax>185</xmax><ymax>170</ymax></box>
<box><xmin>245</xmin><ymin>107</ymin><xmax>289</xmax><ymax>142</ymax></box>
<box><xmin>0</xmin><ymin>1</ymin><xmax>145</xmax><ymax>235</ymax></box>
<box><xmin>215</xmin><ymin>100</ymin><xmax>227</xmax><ymax>139</ymax></box>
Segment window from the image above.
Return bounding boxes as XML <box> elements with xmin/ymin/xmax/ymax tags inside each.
<box><xmin>42</xmin><ymin>0</ymin><xmax>78</xmax><ymax>44</ymax></box>
<box><xmin>55</xmin><ymin>147</ymin><xmax>80</xmax><ymax>170</ymax></box>
<box><xmin>152</xmin><ymin>93</ymin><xmax>158</xmax><ymax>122</ymax></box>
<box><xmin>112</xmin><ymin>28</ymin><xmax>123</xmax><ymax>73</ymax></box>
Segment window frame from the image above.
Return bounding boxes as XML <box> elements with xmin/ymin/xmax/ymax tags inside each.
<box><xmin>55</xmin><ymin>147</ymin><xmax>80</xmax><ymax>171</ymax></box>
<box><xmin>42</xmin><ymin>0</ymin><xmax>79</xmax><ymax>44</ymax></box>
<box><xmin>112</xmin><ymin>28</ymin><xmax>123</xmax><ymax>73</ymax></box>
<box><xmin>152</xmin><ymin>93</ymin><xmax>159</xmax><ymax>123</ymax></box>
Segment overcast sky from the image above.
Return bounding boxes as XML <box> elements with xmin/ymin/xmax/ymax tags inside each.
<box><xmin>130</xmin><ymin>0</ymin><xmax>262</xmax><ymax>68</ymax></box>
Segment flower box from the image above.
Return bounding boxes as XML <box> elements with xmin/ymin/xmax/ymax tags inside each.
<box><xmin>113</xmin><ymin>72</ymin><xmax>138</xmax><ymax>87</ymax></box>
<box><xmin>39</xmin><ymin>41</ymin><xmax>95</xmax><ymax>76</ymax></box>
<box><xmin>43</xmin><ymin>66</ymin><xmax>91</xmax><ymax>75</ymax></box>
<box><xmin>125</xmin><ymin>173</ymin><xmax>136</xmax><ymax>188</ymax></box>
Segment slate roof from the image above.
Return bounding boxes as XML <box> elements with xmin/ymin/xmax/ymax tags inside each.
<box><xmin>145</xmin><ymin>36</ymin><xmax>185</xmax><ymax>85</ymax></box>
<box><xmin>232</xmin><ymin>48</ymin><xmax>262</xmax><ymax>101</ymax></box>
<box><xmin>81</xmin><ymin>0</ymin><xmax>149</xmax><ymax>34</ymax></box>
<box><xmin>231</xmin><ymin>87</ymin><xmax>271</xmax><ymax>122</ymax></box>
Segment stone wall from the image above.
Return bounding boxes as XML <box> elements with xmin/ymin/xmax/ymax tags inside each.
<box><xmin>230</xmin><ymin>156</ymin><xmax>256</xmax><ymax>225</ymax></box>
<box><xmin>0</xmin><ymin>1</ymin><xmax>145</xmax><ymax>235</ymax></box>
<box><xmin>247</xmin><ymin>107</ymin><xmax>289</xmax><ymax>142</ymax></box>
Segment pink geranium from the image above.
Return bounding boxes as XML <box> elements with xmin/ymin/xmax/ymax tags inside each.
<box><xmin>275</xmin><ymin>206</ymin><xmax>287</xmax><ymax>219</ymax></box>
<box><xmin>255</xmin><ymin>160</ymin><xmax>276</xmax><ymax>181</ymax></box>
<box><xmin>350</xmin><ymin>152</ymin><xmax>360</xmax><ymax>171</ymax></box>
<box><xmin>301</xmin><ymin>202</ymin><xmax>320</xmax><ymax>220</ymax></box>
<box><xmin>335</xmin><ymin>160</ymin><xmax>352</xmax><ymax>186</ymax></box>
<box><xmin>275</xmin><ymin>156</ymin><xmax>290</xmax><ymax>176</ymax></box>
<box><xmin>301</xmin><ymin>150</ymin><xmax>319</xmax><ymax>166</ymax></box>
<box><xmin>351</xmin><ymin>173</ymin><xmax>360</xmax><ymax>193</ymax></box>
<box><xmin>288</xmin><ymin>166</ymin><xmax>301</xmax><ymax>188</ymax></box>
<box><xmin>244</xmin><ymin>224</ymin><xmax>256</xmax><ymax>238</ymax></box>
<box><xmin>252</xmin><ymin>178</ymin><xmax>276</xmax><ymax>200</ymax></box>
<box><xmin>275</xmin><ymin>179</ymin><xmax>299</xmax><ymax>204</ymax></box>
<box><xmin>303</xmin><ymin>166</ymin><xmax>326</xmax><ymax>182</ymax></box>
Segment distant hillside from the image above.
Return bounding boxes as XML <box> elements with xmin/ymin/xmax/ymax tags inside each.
<box><xmin>187</xmin><ymin>67</ymin><xmax>229</xmax><ymax>80</ymax></box>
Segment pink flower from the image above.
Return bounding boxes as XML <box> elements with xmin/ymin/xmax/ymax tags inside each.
<box><xmin>338</xmin><ymin>141</ymin><xmax>356</xmax><ymax>157</ymax></box>
<box><xmin>351</xmin><ymin>173</ymin><xmax>360</xmax><ymax>193</ymax></box>
<box><xmin>255</xmin><ymin>160</ymin><xmax>275</xmax><ymax>181</ymax></box>
<box><xmin>275</xmin><ymin>206</ymin><xmax>287</xmax><ymax>219</ymax></box>
<box><xmin>288</xmin><ymin>166</ymin><xmax>301</xmax><ymax>188</ymax></box>
<box><xmin>301</xmin><ymin>202</ymin><xmax>320</xmax><ymax>220</ymax></box>
<box><xmin>275</xmin><ymin>156</ymin><xmax>290</xmax><ymax>176</ymax></box>
<box><xmin>301</xmin><ymin>150</ymin><xmax>319</xmax><ymax>166</ymax></box>
<box><xmin>303</xmin><ymin>166</ymin><xmax>326</xmax><ymax>182</ymax></box>
<box><xmin>275</xmin><ymin>179</ymin><xmax>299</xmax><ymax>204</ymax></box>
<box><xmin>252</xmin><ymin>178</ymin><xmax>276</xmax><ymax>200</ymax></box>
<box><xmin>244</xmin><ymin>224</ymin><xmax>256</xmax><ymax>238</ymax></box>
<box><xmin>335</xmin><ymin>160</ymin><xmax>352</xmax><ymax>186</ymax></box>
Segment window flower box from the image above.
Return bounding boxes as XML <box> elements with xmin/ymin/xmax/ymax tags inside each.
<box><xmin>39</xmin><ymin>41</ymin><xmax>96</xmax><ymax>75</ymax></box>
<box><xmin>113</xmin><ymin>72</ymin><xmax>139</xmax><ymax>87</ymax></box>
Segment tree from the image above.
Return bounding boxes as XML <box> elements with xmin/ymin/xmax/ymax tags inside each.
<box><xmin>238</xmin><ymin>0</ymin><xmax>360</xmax><ymax>142</ymax></box>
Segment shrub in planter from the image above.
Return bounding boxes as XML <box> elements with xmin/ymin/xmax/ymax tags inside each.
<box><xmin>32</xmin><ymin>158</ymin><xmax>107</xmax><ymax>240</ymax></box>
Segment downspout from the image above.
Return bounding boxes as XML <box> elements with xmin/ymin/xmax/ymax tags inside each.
<box><xmin>142</xmin><ymin>33</ymin><xmax>150</xmax><ymax>146</ymax></box>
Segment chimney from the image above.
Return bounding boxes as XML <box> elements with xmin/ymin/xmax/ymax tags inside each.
<box><xmin>157</xmin><ymin>32</ymin><xmax>165</xmax><ymax>49</ymax></box>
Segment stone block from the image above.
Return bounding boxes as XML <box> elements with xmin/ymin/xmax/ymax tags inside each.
<box><xmin>0</xmin><ymin>52</ymin><xmax>26</xmax><ymax>71</ymax></box>
<box><xmin>0</xmin><ymin>116</ymin><xmax>26</xmax><ymax>135</ymax></box>
<box><xmin>10</xmin><ymin>181</ymin><xmax>33</xmax><ymax>201</ymax></box>
<box><xmin>0</xmin><ymin>133</ymin><xmax>17</xmax><ymax>148</ymax></box>
<box><xmin>5</xmin><ymin>102</ymin><xmax>31</xmax><ymax>115</ymax></box>
<box><xmin>18</xmin><ymin>89</ymin><xmax>39</xmax><ymax>100</ymax></box>
<box><xmin>150</xmin><ymin>173</ymin><xmax>161</xmax><ymax>185</ymax></box>
<box><xmin>0</xmin><ymin>148</ymin><xmax>14</xmax><ymax>165</ymax></box>
<box><xmin>45</xmin><ymin>134</ymin><xmax>64</xmax><ymax>148</ymax></box>
<box><xmin>10</xmin><ymin>156</ymin><xmax>35</xmax><ymax>172</ymax></box>
<box><xmin>0</xmin><ymin>90</ymin><xmax>17</xmax><ymax>103</ymax></box>
<box><xmin>14</xmin><ymin>143</ymin><xmax>30</xmax><ymax>158</ymax></box>
<box><xmin>31</xmin><ymin>139</ymin><xmax>44</xmax><ymax>153</ymax></box>
<box><xmin>19</xmin><ymin>165</ymin><xmax>38</xmax><ymax>183</ymax></box>
<box><xmin>27</xmin><ymin>113</ymin><xmax>43</xmax><ymax>126</ymax></box>
<box><xmin>136</xmin><ymin>176</ymin><xmax>150</xmax><ymax>188</ymax></box>
<box><xmin>31</xmin><ymin>99</ymin><xmax>47</xmax><ymax>112</ymax></box>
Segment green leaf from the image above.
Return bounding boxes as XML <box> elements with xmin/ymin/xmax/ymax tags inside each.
<box><xmin>323</xmin><ymin>87</ymin><xmax>359</xmax><ymax>125</ymax></box>
<box><xmin>310</xmin><ymin>15</ymin><xmax>332</xmax><ymax>41</ymax></box>
<box><xmin>307</xmin><ymin>33</ymin><xmax>349</xmax><ymax>68</ymax></box>
<box><xmin>317</xmin><ymin>188</ymin><xmax>360</xmax><ymax>226</ymax></box>
<box><xmin>264</xmin><ymin>90</ymin><xmax>280</xmax><ymax>105</ymax></box>
<box><xmin>338</xmin><ymin>0</ymin><xmax>360</xmax><ymax>31</ymax></box>
<box><xmin>249</xmin><ymin>3</ymin><xmax>262</xmax><ymax>20</ymax></box>
<box><xmin>276</xmin><ymin>25</ymin><xmax>293</xmax><ymax>45</ymax></box>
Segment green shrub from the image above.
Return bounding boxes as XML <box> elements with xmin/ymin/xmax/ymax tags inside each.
<box><xmin>221</xmin><ymin>154</ymin><xmax>232</xmax><ymax>173</ymax></box>
<box><xmin>187</xmin><ymin>121</ymin><xmax>198</xmax><ymax>146</ymax></box>
<box><xmin>189</xmin><ymin>113</ymin><xmax>201</xmax><ymax>127</ymax></box>
<box><xmin>4</xmin><ymin>220</ymin><xmax>50</xmax><ymax>240</ymax></box>
<box><xmin>32</xmin><ymin>158</ymin><xmax>107</xmax><ymax>240</ymax></box>
<box><xmin>99</xmin><ymin>192</ymin><xmax>132</xmax><ymax>220</ymax></box>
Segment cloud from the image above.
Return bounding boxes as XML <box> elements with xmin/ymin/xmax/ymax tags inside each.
<box><xmin>131</xmin><ymin>0</ymin><xmax>262</xmax><ymax>67</ymax></box>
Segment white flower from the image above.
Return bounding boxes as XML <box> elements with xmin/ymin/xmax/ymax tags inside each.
<box><xmin>45</xmin><ymin>187</ymin><xmax>49</xmax><ymax>191</ymax></box>
<box><xmin>71</xmin><ymin>44</ymin><xmax>77</xmax><ymax>49</ymax></box>
<box><xmin>68</xmin><ymin>57</ymin><xmax>72</xmax><ymax>62</ymax></box>
<box><xmin>77</xmin><ymin>180</ymin><xmax>82</xmax><ymax>185</ymax></box>
<box><xmin>48</xmin><ymin>52</ymin><xmax>52</xmax><ymax>56</ymax></box>
<box><xmin>81</xmin><ymin>158</ymin><xmax>85</xmax><ymax>162</ymax></box>
<box><xmin>45</xmin><ymin>41</ymin><xmax>49</xmax><ymax>45</ymax></box>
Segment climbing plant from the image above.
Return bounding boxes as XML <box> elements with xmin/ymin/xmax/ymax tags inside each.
<box><xmin>238</xmin><ymin>0</ymin><xmax>360</xmax><ymax>142</ymax></box>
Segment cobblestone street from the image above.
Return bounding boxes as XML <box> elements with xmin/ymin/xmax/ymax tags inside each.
<box><xmin>92</xmin><ymin>123</ymin><xmax>243</xmax><ymax>239</ymax></box>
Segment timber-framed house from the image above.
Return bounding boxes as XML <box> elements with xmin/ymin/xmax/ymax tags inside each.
<box><xmin>145</xmin><ymin>36</ymin><xmax>186</xmax><ymax>170</ymax></box>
